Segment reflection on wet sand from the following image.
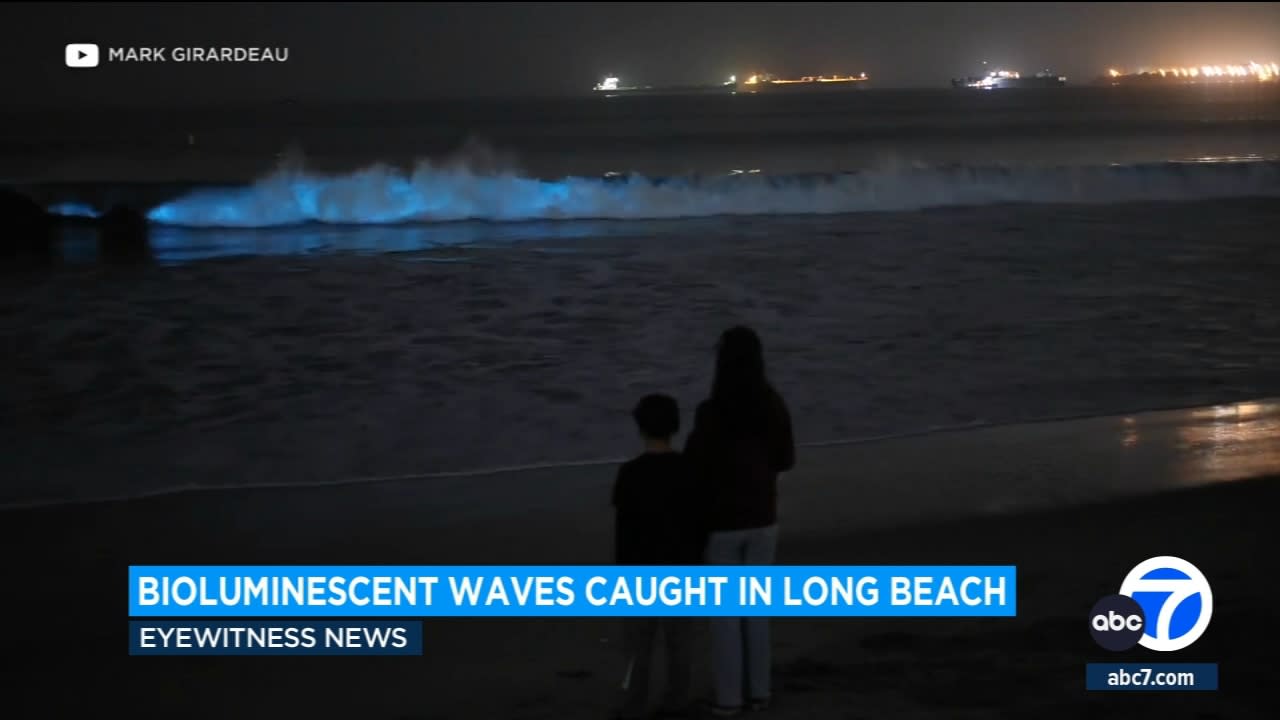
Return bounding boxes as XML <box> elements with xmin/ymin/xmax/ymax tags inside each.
<box><xmin>1121</xmin><ymin>416</ymin><xmax>1140</xmax><ymax>448</ymax></box>
<box><xmin>782</xmin><ymin>398</ymin><xmax>1280</xmax><ymax>535</ymax></box>
<box><xmin>1175</xmin><ymin>400</ymin><xmax>1280</xmax><ymax>485</ymax></box>
<box><xmin>1120</xmin><ymin>399</ymin><xmax>1280</xmax><ymax>487</ymax></box>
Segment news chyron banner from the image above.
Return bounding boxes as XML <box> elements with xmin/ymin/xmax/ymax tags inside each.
<box><xmin>129</xmin><ymin>565</ymin><xmax>1016</xmax><ymax>655</ymax></box>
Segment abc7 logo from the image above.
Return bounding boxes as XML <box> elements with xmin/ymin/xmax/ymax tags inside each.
<box><xmin>1090</xmin><ymin>556</ymin><xmax>1213</xmax><ymax>652</ymax></box>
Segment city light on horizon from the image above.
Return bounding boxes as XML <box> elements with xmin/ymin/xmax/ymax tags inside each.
<box><xmin>1105</xmin><ymin>62</ymin><xmax>1278</xmax><ymax>81</ymax></box>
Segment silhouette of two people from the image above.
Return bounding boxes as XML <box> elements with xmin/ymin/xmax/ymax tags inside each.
<box><xmin>612</xmin><ymin>326</ymin><xmax>795</xmax><ymax>719</ymax></box>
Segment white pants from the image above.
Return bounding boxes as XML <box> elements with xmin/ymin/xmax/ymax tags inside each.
<box><xmin>705</xmin><ymin>524</ymin><xmax>778</xmax><ymax>708</ymax></box>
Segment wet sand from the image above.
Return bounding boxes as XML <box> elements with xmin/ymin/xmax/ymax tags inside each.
<box><xmin>5</xmin><ymin>400</ymin><xmax>1279</xmax><ymax>718</ymax></box>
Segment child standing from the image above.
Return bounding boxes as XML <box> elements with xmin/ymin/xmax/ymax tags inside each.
<box><xmin>612</xmin><ymin>394</ymin><xmax>706</xmax><ymax>719</ymax></box>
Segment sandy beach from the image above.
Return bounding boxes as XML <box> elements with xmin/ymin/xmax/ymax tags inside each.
<box><xmin>6</xmin><ymin>400</ymin><xmax>1278</xmax><ymax>718</ymax></box>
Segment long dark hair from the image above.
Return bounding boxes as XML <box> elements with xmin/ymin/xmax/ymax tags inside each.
<box><xmin>710</xmin><ymin>326</ymin><xmax>772</xmax><ymax>421</ymax></box>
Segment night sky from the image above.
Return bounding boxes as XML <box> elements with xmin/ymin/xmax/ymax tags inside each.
<box><xmin>4</xmin><ymin>2</ymin><xmax>1280</xmax><ymax>107</ymax></box>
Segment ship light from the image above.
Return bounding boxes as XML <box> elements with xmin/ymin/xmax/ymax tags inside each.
<box><xmin>594</xmin><ymin>76</ymin><xmax>620</xmax><ymax>91</ymax></box>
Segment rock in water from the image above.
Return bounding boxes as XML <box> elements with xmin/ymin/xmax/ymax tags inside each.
<box><xmin>0</xmin><ymin>187</ymin><xmax>55</xmax><ymax>264</ymax></box>
<box><xmin>98</xmin><ymin>204</ymin><xmax>152</xmax><ymax>263</ymax></box>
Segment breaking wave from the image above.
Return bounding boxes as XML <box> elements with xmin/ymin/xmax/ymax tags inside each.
<box><xmin>47</xmin><ymin>157</ymin><xmax>1280</xmax><ymax>228</ymax></box>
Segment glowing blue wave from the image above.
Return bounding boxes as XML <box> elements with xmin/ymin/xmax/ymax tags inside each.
<box><xmin>46</xmin><ymin>202</ymin><xmax>101</xmax><ymax>219</ymax></box>
<box><xmin>46</xmin><ymin>159</ymin><xmax>1280</xmax><ymax>228</ymax></box>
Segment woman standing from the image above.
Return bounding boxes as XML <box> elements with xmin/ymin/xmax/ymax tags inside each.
<box><xmin>684</xmin><ymin>326</ymin><xmax>795</xmax><ymax>716</ymax></box>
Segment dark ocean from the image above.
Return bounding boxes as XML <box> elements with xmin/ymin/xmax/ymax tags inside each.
<box><xmin>3</xmin><ymin>85</ymin><xmax>1280</xmax><ymax>505</ymax></box>
<box><xmin>5</xmin><ymin>84</ymin><xmax>1280</xmax><ymax>180</ymax></box>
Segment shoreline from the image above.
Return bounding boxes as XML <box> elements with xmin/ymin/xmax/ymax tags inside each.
<box><xmin>7</xmin><ymin>199</ymin><xmax>1280</xmax><ymax>514</ymax></box>
<box><xmin>4</xmin><ymin>396</ymin><xmax>1277</xmax><ymax>520</ymax></box>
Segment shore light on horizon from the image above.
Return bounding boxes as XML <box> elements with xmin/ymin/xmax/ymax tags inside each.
<box><xmin>1106</xmin><ymin>62</ymin><xmax>1279</xmax><ymax>81</ymax></box>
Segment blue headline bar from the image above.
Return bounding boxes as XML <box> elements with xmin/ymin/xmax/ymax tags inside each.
<box><xmin>128</xmin><ymin>620</ymin><xmax>423</xmax><ymax>655</ymax></box>
<box><xmin>128</xmin><ymin>565</ymin><xmax>1016</xmax><ymax>617</ymax></box>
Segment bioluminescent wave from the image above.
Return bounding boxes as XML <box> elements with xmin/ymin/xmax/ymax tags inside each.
<box><xmin>47</xmin><ymin>159</ymin><xmax>1280</xmax><ymax>228</ymax></box>
<box><xmin>46</xmin><ymin>202</ymin><xmax>101</xmax><ymax>219</ymax></box>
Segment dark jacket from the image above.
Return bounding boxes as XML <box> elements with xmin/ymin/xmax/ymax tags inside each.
<box><xmin>683</xmin><ymin>388</ymin><xmax>795</xmax><ymax>532</ymax></box>
<box><xmin>612</xmin><ymin>451</ymin><xmax>707</xmax><ymax>565</ymax></box>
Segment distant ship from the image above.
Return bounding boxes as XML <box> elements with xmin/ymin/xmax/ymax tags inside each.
<box><xmin>952</xmin><ymin>69</ymin><xmax>1067</xmax><ymax>89</ymax></box>
<box><xmin>735</xmin><ymin>72</ymin><xmax>870</xmax><ymax>93</ymax></box>
<box><xmin>590</xmin><ymin>72</ymin><xmax>870</xmax><ymax>97</ymax></box>
<box><xmin>591</xmin><ymin>76</ymin><xmax>735</xmax><ymax>97</ymax></box>
<box><xmin>1095</xmin><ymin>63</ymin><xmax>1278</xmax><ymax>86</ymax></box>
